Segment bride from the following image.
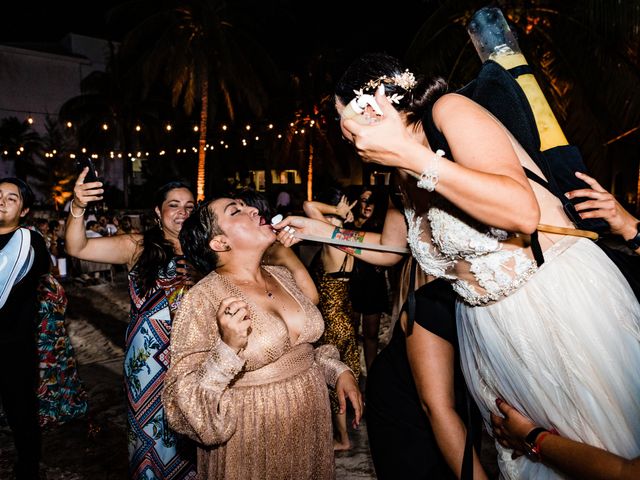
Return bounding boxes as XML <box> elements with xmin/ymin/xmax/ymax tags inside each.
<box><xmin>275</xmin><ymin>52</ymin><xmax>640</xmax><ymax>478</ymax></box>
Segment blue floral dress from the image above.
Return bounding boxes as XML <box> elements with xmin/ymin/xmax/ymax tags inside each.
<box><xmin>125</xmin><ymin>257</ymin><xmax>197</xmax><ymax>479</ymax></box>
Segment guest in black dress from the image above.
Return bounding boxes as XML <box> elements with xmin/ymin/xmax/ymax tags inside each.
<box><xmin>344</xmin><ymin>187</ymin><xmax>389</xmax><ymax>374</ymax></box>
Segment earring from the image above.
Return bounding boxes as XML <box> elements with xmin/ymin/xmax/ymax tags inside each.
<box><xmin>156</xmin><ymin>217</ymin><xmax>162</xmax><ymax>230</ymax></box>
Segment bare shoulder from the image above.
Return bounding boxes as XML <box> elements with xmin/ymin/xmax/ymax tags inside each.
<box><xmin>432</xmin><ymin>93</ymin><xmax>484</xmax><ymax>124</ymax></box>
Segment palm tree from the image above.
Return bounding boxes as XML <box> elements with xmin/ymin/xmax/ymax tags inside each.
<box><xmin>268</xmin><ymin>50</ymin><xmax>362</xmax><ymax>201</ymax></box>
<box><xmin>59</xmin><ymin>46</ymin><xmax>173</xmax><ymax>207</ymax></box>
<box><xmin>405</xmin><ymin>0</ymin><xmax>640</xmax><ymax>194</ymax></box>
<box><xmin>109</xmin><ymin>0</ymin><xmax>280</xmax><ymax>200</ymax></box>
<box><xmin>40</xmin><ymin>116</ymin><xmax>77</xmax><ymax>210</ymax></box>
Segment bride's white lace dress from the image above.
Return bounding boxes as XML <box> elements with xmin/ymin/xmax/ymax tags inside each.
<box><xmin>400</xmin><ymin>152</ymin><xmax>640</xmax><ymax>478</ymax></box>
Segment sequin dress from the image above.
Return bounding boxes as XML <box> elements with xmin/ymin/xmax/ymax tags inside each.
<box><xmin>36</xmin><ymin>273</ymin><xmax>88</xmax><ymax>427</ymax></box>
<box><xmin>310</xmin><ymin>253</ymin><xmax>360</xmax><ymax>413</ymax></box>
<box><xmin>163</xmin><ymin>265</ymin><xmax>350</xmax><ymax>480</ymax></box>
<box><xmin>126</xmin><ymin>257</ymin><xmax>197</xmax><ymax>479</ymax></box>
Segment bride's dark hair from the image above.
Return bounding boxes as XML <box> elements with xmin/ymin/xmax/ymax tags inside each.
<box><xmin>334</xmin><ymin>52</ymin><xmax>448</xmax><ymax>127</ymax></box>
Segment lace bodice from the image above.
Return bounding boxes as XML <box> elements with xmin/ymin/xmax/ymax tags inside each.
<box><xmin>404</xmin><ymin>197</ymin><xmax>537</xmax><ymax>306</ymax></box>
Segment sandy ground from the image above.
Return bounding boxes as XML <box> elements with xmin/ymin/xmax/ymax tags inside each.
<box><xmin>0</xmin><ymin>274</ymin><xmax>130</xmax><ymax>480</ymax></box>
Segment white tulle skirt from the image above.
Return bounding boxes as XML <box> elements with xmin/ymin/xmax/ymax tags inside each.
<box><xmin>457</xmin><ymin>237</ymin><xmax>640</xmax><ymax>479</ymax></box>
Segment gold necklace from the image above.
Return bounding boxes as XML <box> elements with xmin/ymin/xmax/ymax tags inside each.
<box><xmin>220</xmin><ymin>267</ymin><xmax>275</xmax><ymax>299</ymax></box>
<box><xmin>262</xmin><ymin>268</ymin><xmax>275</xmax><ymax>299</ymax></box>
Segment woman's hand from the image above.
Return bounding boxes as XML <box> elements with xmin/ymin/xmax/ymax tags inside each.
<box><xmin>565</xmin><ymin>171</ymin><xmax>638</xmax><ymax>239</ymax></box>
<box><xmin>73</xmin><ymin>167</ymin><xmax>104</xmax><ymax>208</ymax></box>
<box><xmin>335</xmin><ymin>370</ymin><xmax>363</xmax><ymax>429</ymax></box>
<box><xmin>176</xmin><ymin>259</ymin><xmax>203</xmax><ymax>287</ymax></box>
<box><xmin>216</xmin><ymin>297</ymin><xmax>251</xmax><ymax>353</ymax></box>
<box><xmin>341</xmin><ymin>85</ymin><xmax>418</xmax><ymax>169</ymax></box>
<box><xmin>272</xmin><ymin>215</ymin><xmax>333</xmax><ymax>248</ymax></box>
<box><xmin>490</xmin><ymin>398</ymin><xmax>536</xmax><ymax>456</ymax></box>
<box><xmin>336</xmin><ymin>196</ymin><xmax>357</xmax><ymax>223</ymax></box>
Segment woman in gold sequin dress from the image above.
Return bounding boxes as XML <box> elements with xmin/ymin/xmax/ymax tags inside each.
<box><xmin>303</xmin><ymin>188</ymin><xmax>361</xmax><ymax>451</ymax></box>
<box><xmin>163</xmin><ymin>197</ymin><xmax>363</xmax><ymax>480</ymax></box>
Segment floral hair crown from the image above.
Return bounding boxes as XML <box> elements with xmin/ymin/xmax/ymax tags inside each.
<box><xmin>353</xmin><ymin>69</ymin><xmax>417</xmax><ymax>105</ymax></box>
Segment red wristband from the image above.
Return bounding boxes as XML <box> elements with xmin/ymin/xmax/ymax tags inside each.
<box><xmin>534</xmin><ymin>431</ymin><xmax>552</xmax><ymax>453</ymax></box>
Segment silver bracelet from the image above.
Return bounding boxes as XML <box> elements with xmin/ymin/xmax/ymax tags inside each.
<box><xmin>416</xmin><ymin>149</ymin><xmax>445</xmax><ymax>191</ymax></box>
<box><xmin>69</xmin><ymin>200</ymin><xmax>86</xmax><ymax>218</ymax></box>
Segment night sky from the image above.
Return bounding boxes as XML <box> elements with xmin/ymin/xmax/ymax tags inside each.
<box><xmin>1</xmin><ymin>1</ymin><xmax>124</xmax><ymax>42</ymax></box>
<box><xmin>0</xmin><ymin>1</ymin><xmax>432</xmax><ymax>71</ymax></box>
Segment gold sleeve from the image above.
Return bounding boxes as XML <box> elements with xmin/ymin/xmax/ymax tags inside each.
<box><xmin>162</xmin><ymin>282</ymin><xmax>245</xmax><ymax>446</ymax></box>
<box><xmin>314</xmin><ymin>343</ymin><xmax>351</xmax><ymax>387</ymax></box>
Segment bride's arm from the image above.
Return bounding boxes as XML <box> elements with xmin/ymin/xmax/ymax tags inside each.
<box><xmin>429</xmin><ymin>94</ymin><xmax>539</xmax><ymax>233</ymax></box>
<box><xmin>343</xmin><ymin>91</ymin><xmax>540</xmax><ymax>234</ymax></box>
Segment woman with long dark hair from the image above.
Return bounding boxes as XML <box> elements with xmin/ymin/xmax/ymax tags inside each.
<box><xmin>65</xmin><ymin>169</ymin><xmax>199</xmax><ymax>479</ymax></box>
<box><xmin>343</xmin><ymin>186</ymin><xmax>389</xmax><ymax>374</ymax></box>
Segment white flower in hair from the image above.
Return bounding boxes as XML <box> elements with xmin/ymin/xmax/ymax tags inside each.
<box><xmin>348</xmin><ymin>68</ymin><xmax>416</xmax><ymax>114</ymax></box>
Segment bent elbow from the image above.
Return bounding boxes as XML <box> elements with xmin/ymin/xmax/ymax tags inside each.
<box><xmin>378</xmin><ymin>253</ymin><xmax>405</xmax><ymax>267</ymax></box>
<box><xmin>514</xmin><ymin>201</ymin><xmax>540</xmax><ymax>235</ymax></box>
<box><xmin>519</xmin><ymin>218</ymin><xmax>539</xmax><ymax>235</ymax></box>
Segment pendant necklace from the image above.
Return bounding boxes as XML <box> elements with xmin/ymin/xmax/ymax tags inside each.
<box><xmin>263</xmin><ymin>269</ymin><xmax>275</xmax><ymax>299</ymax></box>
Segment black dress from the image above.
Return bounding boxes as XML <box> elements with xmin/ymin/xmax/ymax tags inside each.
<box><xmin>343</xmin><ymin>219</ymin><xmax>389</xmax><ymax>315</ymax></box>
<box><xmin>365</xmin><ymin>279</ymin><xmax>480</xmax><ymax>480</ymax></box>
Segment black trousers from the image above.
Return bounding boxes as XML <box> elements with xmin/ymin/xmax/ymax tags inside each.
<box><xmin>0</xmin><ymin>338</ymin><xmax>41</xmax><ymax>479</ymax></box>
<box><xmin>366</xmin><ymin>326</ymin><xmax>454</xmax><ymax>479</ymax></box>
<box><xmin>365</xmin><ymin>280</ymin><xmax>480</xmax><ymax>480</ymax></box>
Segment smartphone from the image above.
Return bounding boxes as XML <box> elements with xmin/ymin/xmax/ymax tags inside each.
<box><xmin>75</xmin><ymin>158</ymin><xmax>99</xmax><ymax>183</ymax></box>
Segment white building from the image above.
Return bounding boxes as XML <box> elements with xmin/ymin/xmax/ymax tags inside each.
<box><xmin>0</xmin><ymin>33</ymin><xmax>122</xmax><ymax>194</ymax></box>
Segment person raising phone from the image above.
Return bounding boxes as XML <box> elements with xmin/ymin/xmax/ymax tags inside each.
<box><xmin>65</xmin><ymin>168</ymin><xmax>200</xmax><ymax>479</ymax></box>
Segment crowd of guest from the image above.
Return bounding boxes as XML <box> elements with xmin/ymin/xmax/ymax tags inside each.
<box><xmin>3</xmin><ymin>158</ymin><xmax>639</xmax><ymax>479</ymax></box>
<box><xmin>2</xmin><ymin>51</ymin><xmax>640</xmax><ymax>480</ymax></box>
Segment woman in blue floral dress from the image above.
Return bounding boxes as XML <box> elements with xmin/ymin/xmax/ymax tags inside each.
<box><xmin>65</xmin><ymin>170</ymin><xmax>199</xmax><ymax>480</ymax></box>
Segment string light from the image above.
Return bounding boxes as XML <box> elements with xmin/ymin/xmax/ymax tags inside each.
<box><xmin>0</xmin><ymin>112</ymin><xmax>323</xmax><ymax>161</ymax></box>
